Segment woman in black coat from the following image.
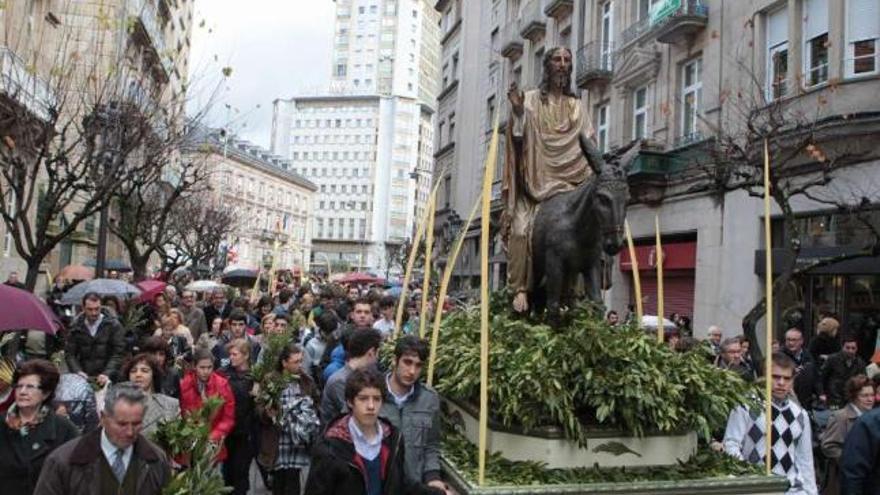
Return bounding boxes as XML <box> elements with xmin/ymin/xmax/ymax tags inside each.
<box><xmin>222</xmin><ymin>339</ymin><xmax>257</xmax><ymax>495</ymax></box>
<box><xmin>0</xmin><ymin>360</ymin><xmax>79</xmax><ymax>495</ymax></box>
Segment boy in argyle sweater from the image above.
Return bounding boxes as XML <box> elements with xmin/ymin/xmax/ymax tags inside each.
<box><xmin>723</xmin><ymin>353</ymin><xmax>818</xmax><ymax>495</ymax></box>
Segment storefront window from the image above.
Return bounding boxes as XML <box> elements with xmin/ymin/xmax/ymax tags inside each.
<box><xmin>771</xmin><ymin>209</ymin><xmax>880</xmax><ymax>249</ymax></box>
<box><xmin>810</xmin><ymin>275</ymin><xmax>845</xmax><ymax>327</ymax></box>
<box><xmin>847</xmin><ymin>275</ymin><xmax>880</xmax><ymax>361</ymax></box>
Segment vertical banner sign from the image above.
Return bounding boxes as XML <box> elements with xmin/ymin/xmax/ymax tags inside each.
<box><xmin>763</xmin><ymin>139</ymin><xmax>774</xmax><ymax>476</ymax></box>
<box><xmin>624</xmin><ymin>220</ymin><xmax>643</xmax><ymax>326</ymax></box>
<box><xmin>269</xmin><ymin>234</ymin><xmax>281</xmax><ymax>295</ymax></box>
<box><xmin>655</xmin><ymin>215</ymin><xmax>664</xmax><ymax>343</ymax></box>
<box><xmin>394</xmin><ymin>181</ymin><xmax>444</xmax><ymax>340</ymax></box>
<box><xmin>419</xmin><ymin>199</ymin><xmax>437</xmax><ymax>338</ymax></box>
<box><xmin>478</xmin><ymin>117</ymin><xmax>500</xmax><ymax>486</ymax></box>
<box><xmin>428</xmin><ymin>198</ymin><xmax>481</xmax><ymax>386</ymax></box>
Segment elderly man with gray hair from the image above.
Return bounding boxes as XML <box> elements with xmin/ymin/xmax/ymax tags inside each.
<box><xmin>715</xmin><ymin>337</ymin><xmax>756</xmax><ymax>382</ymax></box>
<box><xmin>34</xmin><ymin>382</ymin><xmax>171</xmax><ymax>495</ymax></box>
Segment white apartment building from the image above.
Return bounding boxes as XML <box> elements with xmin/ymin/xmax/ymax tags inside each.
<box><xmin>271</xmin><ymin>0</ymin><xmax>439</xmax><ymax>275</ymax></box>
<box><xmin>190</xmin><ymin>128</ymin><xmax>317</xmax><ymax>274</ymax></box>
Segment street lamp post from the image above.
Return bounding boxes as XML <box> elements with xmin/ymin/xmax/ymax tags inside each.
<box><xmin>89</xmin><ymin>105</ymin><xmax>123</xmax><ymax>279</ymax></box>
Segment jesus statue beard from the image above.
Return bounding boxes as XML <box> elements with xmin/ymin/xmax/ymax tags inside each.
<box><xmin>551</xmin><ymin>70</ymin><xmax>571</xmax><ymax>92</ymax></box>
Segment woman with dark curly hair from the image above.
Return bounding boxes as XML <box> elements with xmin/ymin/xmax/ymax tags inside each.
<box><xmin>140</xmin><ymin>336</ymin><xmax>182</xmax><ymax>399</ymax></box>
<box><xmin>0</xmin><ymin>359</ymin><xmax>79</xmax><ymax>495</ymax></box>
<box><xmin>122</xmin><ymin>353</ymin><xmax>180</xmax><ymax>437</ymax></box>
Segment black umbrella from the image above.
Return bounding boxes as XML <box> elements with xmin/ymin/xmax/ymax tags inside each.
<box><xmin>84</xmin><ymin>259</ymin><xmax>132</xmax><ymax>272</ymax></box>
<box><xmin>221</xmin><ymin>269</ymin><xmax>259</xmax><ymax>287</ymax></box>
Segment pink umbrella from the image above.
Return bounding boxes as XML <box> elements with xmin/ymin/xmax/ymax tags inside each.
<box><xmin>0</xmin><ymin>284</ymin><xmax>61</xmax><ymax>334</ymax></box>
<box><xmin>339</xmin><ymin>272</ymin><xmax>385</xmax><ymax>285</ymax></box>
<box><xmin>134</xmin><ymin>280</ymin><xmax>167</xmax><ymax>304</ymax></box>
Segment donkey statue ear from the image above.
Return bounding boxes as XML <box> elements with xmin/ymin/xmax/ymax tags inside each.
<box><xmin>618</xmin><ymin>140</ymin><xmax>641</xmax><ymax>173</ymax></box>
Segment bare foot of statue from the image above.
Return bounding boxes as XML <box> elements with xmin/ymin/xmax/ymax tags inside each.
<box><xmin>513</xmin><ymin>291</ymin><xmax>529</xmax><ymax>313</ymax></box>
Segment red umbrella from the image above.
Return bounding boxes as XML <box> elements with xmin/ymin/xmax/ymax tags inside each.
<box><xmin>0</xmin><ymin>285</ymin><xmax>61</xmax><ymax>334</ymax></box>
<box><xmin>339</xmin><ymin>272</ymin><xmax>385</xmax><ymax>285</ymax></box>
<box><xmin>134</xmin><ymin>280</ymin><xmax>167</xmax><ymax>304</ymax></box>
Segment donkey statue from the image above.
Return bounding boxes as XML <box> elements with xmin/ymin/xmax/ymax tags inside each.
<box><xmin>531</xmin><ymin>137</ymin><xmax>640</xmax><ymax>324</ymax></box>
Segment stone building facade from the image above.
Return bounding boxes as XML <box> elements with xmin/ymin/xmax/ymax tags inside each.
<box><xmin>0</xmin><ymin>0</ymin><xmax>195</xmax><ymax>286</ymax></box>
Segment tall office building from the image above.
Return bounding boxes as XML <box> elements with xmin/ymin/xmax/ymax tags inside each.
<box><xmin>272</xmin><ymin>0</ymin><xmax>439</xmax><ymax>275</ymax></box>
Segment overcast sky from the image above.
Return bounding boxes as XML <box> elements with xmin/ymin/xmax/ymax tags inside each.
<box><xmin>188</xmin><ymin>0</ymin><xmax>336</xmax><ymax>149</ymax></box>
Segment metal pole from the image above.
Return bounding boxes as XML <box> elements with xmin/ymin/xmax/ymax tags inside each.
<box><xmin>95</xmin><ymin>205</ymin><xmax>109</xmax><ymax>279</ymax></box>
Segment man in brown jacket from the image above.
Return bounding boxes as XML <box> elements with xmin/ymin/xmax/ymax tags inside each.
<box><xmin>34</xmin><ymin>382</ymin><xmax>171</xmax><ymax>495</ymax></box>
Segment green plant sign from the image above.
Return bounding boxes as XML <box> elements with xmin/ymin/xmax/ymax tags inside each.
<box><xmin>650</xmin><ymin>0</ymin><xmax>681</xmax><ymax>25</ymax></box>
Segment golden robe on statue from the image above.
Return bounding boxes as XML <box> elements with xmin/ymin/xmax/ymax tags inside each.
<box><xmin>502</xmin><ymin>89</ymin><xmax>593</xmax><ymax>293</ymax></box>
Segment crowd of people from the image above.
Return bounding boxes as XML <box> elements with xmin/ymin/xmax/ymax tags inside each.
<box><xmin>605</xmin><ymin>306</ymin><xmax>880</xmax><ymax>495</ymax></box>
<box><xmin>3</xmin><ymin>269</ymin><xmax>880</xmax><ymax>495</ymax></box>
<box><xmin>702</xmin><ymin>319</ymin><xmax>880</xmax><ymax>495</ymax></box>
<box><xmin>0</xmin><ymin>274</ymin><xmax>450</xmax><ymax>495</ymax></box>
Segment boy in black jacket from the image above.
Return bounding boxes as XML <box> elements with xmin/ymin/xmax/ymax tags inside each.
<box><xmin>304</xmin><ymin>368</ymin><xmax>446</xmax><ymax>495</ymax></box>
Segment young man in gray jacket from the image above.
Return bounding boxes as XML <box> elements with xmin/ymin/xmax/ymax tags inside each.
<box><xmin>380</xmin><ymin>336</ymin><xmax>451</xmax><ymax>494</ymax></box>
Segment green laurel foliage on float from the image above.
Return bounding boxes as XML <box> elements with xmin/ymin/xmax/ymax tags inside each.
<box><xmin>433</xmin><ymin>294</ymin><xmax>756</xmax><ymax>445</ymax></box>
<box><xmin>250</xmin><ymin>324</ymin><xmax>302</xmax><ymax>421</ymax></box>
<box><xmin>441</xmin><ymin>425</ymin><xmax>764</xmax><ymax>485</ymax></box>
<box><xmin>153</xmin><ymin>396</ymin><xmax>231</xmax><ymax>495</ymax></box>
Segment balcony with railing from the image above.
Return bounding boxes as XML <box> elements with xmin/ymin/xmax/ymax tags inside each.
<box><xmin>544</xmin><ymin>0</ymin><xmax>574</xmax><ymax>19</ymax></box>
<box><xmin>622</xmin><ymin>0</ymin><xmax>708</xmax><ymax>47</ymax></box>
<box><xmin>128</xmin><ymin>0</ymin><xmax>173</xmax><ymax>77</ymax></box>
<box><xmin>518</xmin><ymin>0</ymin><xmax>547</xmax><ymax>41</ymax></box>
<box><xmin>500</xmin><ymin>23</ymin><xmax>524</xmax><ymax>59</ymax></box>
<box><xmin>576</xmin><ymin>41</ymin><xmax>616</xmax><ymax>88</ymax></box>
<box><xmin>0</xmin><ymin>47</ymin><xmax>56</xmax><ymax>121</ymax></box>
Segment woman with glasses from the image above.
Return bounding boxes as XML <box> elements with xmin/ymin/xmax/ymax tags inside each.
<box><xmin>0</xmin><ymin>359</ymin><xmax>79</xmax><ymax>495</ymax></box>
<box><xmin>820</xmin><ymin>374</ymin><xmax>875</xmax><ymax>495</ymax></box>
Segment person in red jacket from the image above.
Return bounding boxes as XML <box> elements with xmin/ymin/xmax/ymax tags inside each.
<box><xmin>179</xmin><ymin>347</ymin><xmax>236</xmax><ymax>462</ymax></box>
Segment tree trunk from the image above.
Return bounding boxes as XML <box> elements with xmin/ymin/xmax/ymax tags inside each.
<box><xmin>130</xmin><ymin>254</ymin><xmax>150</xmax><ymax>282</ymax></box>
<box><xmin>24</xmin><ymin>260</ymin><xmax>41</xmax><ymax>293</ymax></box>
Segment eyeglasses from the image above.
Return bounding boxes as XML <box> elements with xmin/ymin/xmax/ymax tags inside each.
<box><xmin>14</xmin><ymin>383</ymin><xmax>40</xmax><ymax>391</ymax></box>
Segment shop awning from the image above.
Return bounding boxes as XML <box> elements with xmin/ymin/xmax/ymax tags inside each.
<box><xmin>754</xmin><ymin>247</ymin><xmax>880</xmax><ymax>275</ymax></box>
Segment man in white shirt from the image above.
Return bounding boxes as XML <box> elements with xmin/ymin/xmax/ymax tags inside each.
<box><xmin>723</xmin><ymin>353</ymin><xmax>818</xmax><ymax>495</ymax></box>
<box><xmin>372</xmin><ymin>295</ymin><xmax>396</xmax><ymax>338</ymax></box>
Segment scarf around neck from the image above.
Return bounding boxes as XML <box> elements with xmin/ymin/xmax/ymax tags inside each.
<box><xmin>5</xmin><ymin>404</ymin><xmax>49</xmax><ymax>436</ymax></box>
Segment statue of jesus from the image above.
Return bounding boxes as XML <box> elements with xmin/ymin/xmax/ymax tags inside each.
<box><xmin>503</xmin><ymin>46</ymin><xmax>596</xmax><ymax>313</ymax></box>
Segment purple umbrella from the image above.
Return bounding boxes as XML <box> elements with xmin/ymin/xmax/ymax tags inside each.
<box><xmin>0</xmin><ymin>284</ymin><xmax>61</xmax><ymax>334</ymax></box>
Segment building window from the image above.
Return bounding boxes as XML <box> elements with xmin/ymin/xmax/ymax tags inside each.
<box><xmin>596</xmin><ymin>103</ymin><xmax>609</xmax><ymax>153</ymax></box>
<box><xmin>638</xmin><ymin>0</ymin><xmax>661</xmax><ymax>21</ymax></box>
<box><xmin>335</xmin><ymin>63</ymin><xmax>346</xmax><ymax>77</ymax></box>
<box><xmin>448</xmin><ymin>113</ymin><xmax>456</xmax><ymax>144</ymax></box>
<box><xmin>766</xmin><ymin>7</ymin><xmax>789</xmax><ymax>100</ymax></box>
<box><xmin>600</xmin><ymin>1</ymin><xmax>614</xmax><ymax>71</ymax></box>
<box><xmin>681</xmin><ymin>58</ymin><xmax>702</xmax><ymax>139</ymax></box>
<box><xmin>632</xmin><ymin>86</ymin><xmax>648</xmax><ymax>140</ymax></box>
<box><xmin>486</xmin><ymin>95</ymin><xmax>496</xmax><ymax>130</ymax></box>
<box><xmin>803</xmin><ymin>0</ymin><xmax>829</xmax><ymax>87</ymax></box>
<box><xmin>846</xmin><ymin>0</ymin><xmax>880</xmax><ymax>76</ymax></box>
